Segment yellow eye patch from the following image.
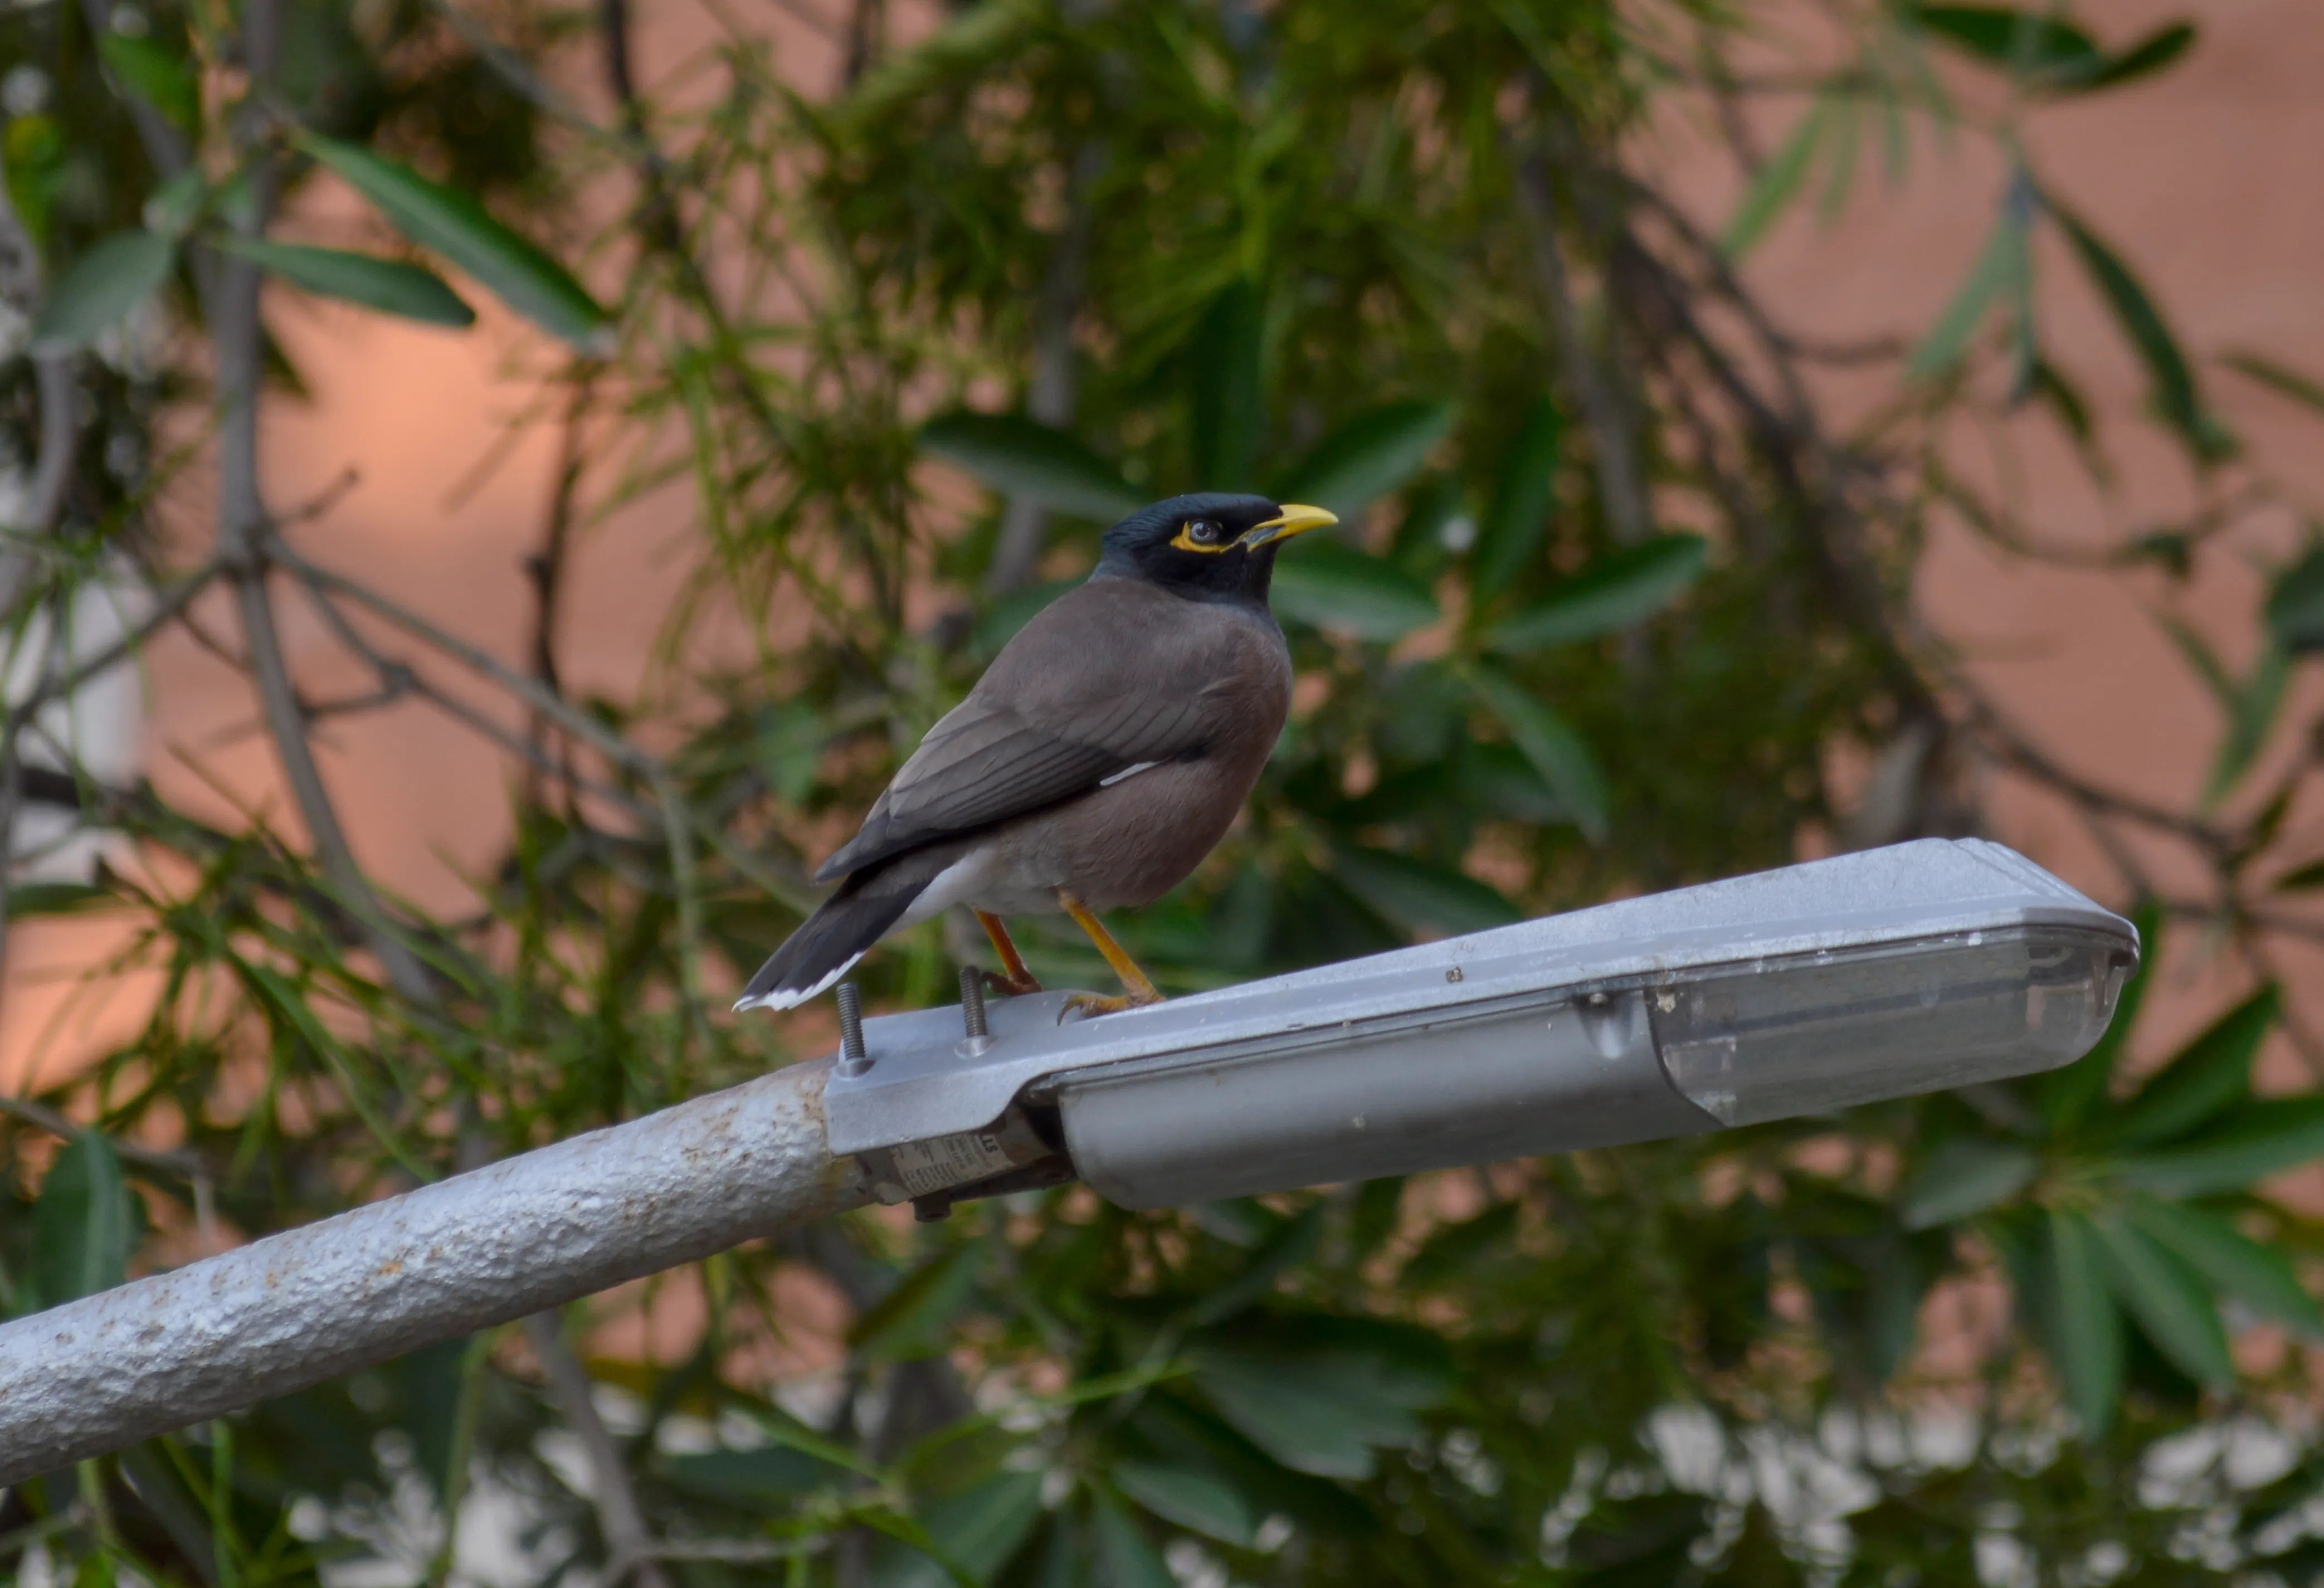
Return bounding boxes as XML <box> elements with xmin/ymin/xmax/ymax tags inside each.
<box><xmin>1170</xmin><ymin>520</ymin><xmax>1232</xmax><ymax>553</ymax></box>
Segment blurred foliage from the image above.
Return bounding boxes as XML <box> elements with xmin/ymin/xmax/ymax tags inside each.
<box><xmin>13</xmin><ymin>0</ymin><xmax>2324</xmax><ymax>1584</ymax></box>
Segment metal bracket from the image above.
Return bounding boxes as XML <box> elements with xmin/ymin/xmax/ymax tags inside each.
<box><xmin>820</xmin><ymin>838</ymin><xmax>2135</xmax><ymax>1161</ymax></box>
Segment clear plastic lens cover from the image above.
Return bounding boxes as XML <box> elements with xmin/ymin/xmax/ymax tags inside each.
<box><xmin>1649</xmin><ymin>927</ymin><xmax>2133</xmax><ymax>1127</ymax></box>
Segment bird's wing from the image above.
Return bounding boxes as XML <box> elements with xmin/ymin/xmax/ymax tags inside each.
<box><xmin>813</xmin><ymin>583</ymin><xmax>1257</xmax><ymax>880</ymax></box>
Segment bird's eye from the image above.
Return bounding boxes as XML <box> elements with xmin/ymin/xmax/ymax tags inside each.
<box><xmin>1170</xmin><ymin>517</ymin><xmax>1232</xmax><ymax>553</ymax></box>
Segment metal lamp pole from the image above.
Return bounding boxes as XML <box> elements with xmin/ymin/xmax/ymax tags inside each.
<box><xmin>0</xmin><ymin>839</ymin><xmax>2137</xmax><ymax>1487</ymax></box>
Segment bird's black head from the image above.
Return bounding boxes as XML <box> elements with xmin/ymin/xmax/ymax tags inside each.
<box><xmin>1094</xmin><ymin>493</ymin><xmax>1338</xmax><ymax>607</ymax></box>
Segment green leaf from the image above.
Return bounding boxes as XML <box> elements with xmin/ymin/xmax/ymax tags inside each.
<box><xmin>2263</xmin><ymin>543</ymin><xmax>2324</xmax><ymax>656</ymax></box>
<box><xmin>1484</xmin><ymin>533</ymin><xmax>1708</xmax><ymax>652</ymax></box>
<box><xmin>2114</xmin><ymin>987</ymin><xmax>2277</xmax><ymax>1147</ymax></box>
<box><xmin>2053</xmin><ymin>201</ymin><xmax>2204</xmax><ymax>449</ymax></box>
<box><xmin>2160</xmin><ymin>616</ymin><xmax>2287</xmax><ymax>804</ymax></box>
<box><xmin>114</xmin><ymin>1444</ymin><xmax>217</xmax><ymax>1571</ymax></box>
<box><xmin>2032</xmin><ymin>358</ymin><xmax>2107</xmax><ymax>477</ymax></box>
<box><xmin>1401</xmin><ymin>1200</ymin><xmax>1520</xmax><ymax>1292</ymax></box>
<box><xmin>2044</xmin><ymin>1208</ymin><xmax>2123</xmax><ymax>1435</ymax></box>
<box><xmin>213</xmin><ymin>237</ymin><xmax>476</xmax><ymax>328</ymax></box>
<box><xmin>2277</xmin><ymin>858</ymin><xmax>2324</xmax><ymax>893</ymax></box>
<box><xmin>1913</xmin><ymin>6</ymin><xmax>2103</xmax><ymax>82</ymax></box>
<box><xmin>2036</xmin><ymin>900</ymin><xmax>2156</xmax><ymax>1132</ymax></box>
<box><xmin>2160</xmin><ymin>613</ymin><xmax>2234</xmax><ymax>709</ymax></box>
<box><xmin>741</xmin><ymin>1407</ymin><xmax>885</xmax><ymax>1480</ymax></box>
<box><xmin>1089</xmin><ymin>1490</ymin><xmax>1176</xmax><ymax>1588</ymax></box>
<box><xmin>2225</xmin><ymin>353</ymin><xmax>2324</xmax><ymax>418</ymax></box>
<box><xmin>1268</xmin><ymin>544</ymin><xmax>1440</xmax><ymax>642</ymax></box>
<box><xmin>28</xmin><ymin>230</ymin><xmax>175</xmax><ymax>354</ymax></box>
<box><xmin>1110</xmin><ymin>1459</ymin><xmax>1257</xmax><ymax>1548</ymax></box>
<box><xmin>1185</xmin><ymin>1202</ymin><xmax>1324</xmax><ymax>1327</ymax></box>
<box><xmin>1270</xmin><ymin>400</ymin><xmax>1453</xmax><ymax>518</ymax></box>
<box><xmin>32</xmin><ymin>1131</ymin><xmax>133</xmax><ymax>1310</ymax></box>
<box><xmin>2222</xmin><ymin>644</ymin><xmax>2288</xmax><ymax>803</ymax></box>
<box><xmin>1331</xmin><ymin>846</ymin><xmax>1523</xmax><ymax>936</ymax></box>
<box><xmin>835</xmin><ymin>0</ymin><xmax>1041</xmax><ymax>133</ymax></box>
<box><xmin>99</xmin><ymin>33</ymin><xmax>197</xmax><ymax>130</ymax></box>
<box><xmin>2126</xmin><ymin>1196</ymin><xmax>2324</xmax><ymax>1339</ymax></box>
<box><xmin>1459</xmin><ymin>742</ymin><xmax>1567</xmax><ymax>823</ymax></box>
<box><xmin>2087</xmin><ymin>22</ymin><xmax>2198</xmax><ymax>90</ymax></box>
<box><xmin>1918</xmin><ymin>9</ymin><xmax>2194</xmax><ymax>94</ymax></box>
<box><xmin>2094</xmin><ymin>1215</ymin><xmax>2233</xmax><ymax>1389</ymax></box>
<box><xmin>1896</xmin><ymin>1138</ymin><xmax>2038</xmax><ymax>1230</ymax></box>
<box><xmin>296</xmin><ymin>133</ymin><xmax>612</xmax><ymax>353</ymax></box>
<box><xmin>397</xmin><ymin>1334</ymin><xmax>478</xmax><ymax>1498</ymax></box>
<box><xmin>847</xmin><ymin>1242</ymin><xmax>982</xmax><ymax>1363</ymax></box>
<box><xmin>661</xmin><ymin>1446</ymin><xmax>827</xmax><ymax>1505</ymax></box>
<box><xmin>1818</xmin><ymin>96</ymin><xmax>1863</xmax><ymax>222</ymax></box>
<box><xmin>1191</xmin><ymin>1345</ymin><xmax>1429</xmax><ymax>1479</ymax></box>
<box><xmin>1472</xmin><ymin>398</ymin><xmax>1563</xmax><ymax>599</ymax></box>
<box><xmin>1468</xmin><ymin>666</ymin><xmax>1609</xmax><ymax>841</ymax></box>
<box><xmin>1188</xmin><ymin>279</ymin><xmax>1265</xmax><ymax>489</ymax></box>
<box><xmin>2162</xmin><ymin>620</ymin><xmax>2276</xmax><ymax>802</ymax></box>
<box><xmin>2117</xmin><ymin>1098</ymin><xmax>2324</xmax><ymax>1197</ymax></box>
<box><xmin>1906</xmin><ymin>196</ymin><xmax>2026</xmax><ymax>380</ymax></box>
<box><xmin>140</xmin><ymin>168</ymin><xmax>208</xmax><ymax>238</ymax></box>
<box><xmin>4</xmin><ymin>881</ymin><xmax>116</xmax><ymax>919</ymax></box>
<box><xmin>919</xmin><ymin>412</ymin><xmax>1143</xmax><ymax>522</ymax></box>
<box><xmin>936</xmin><ymin>1471</ymin><xmax>1046</xmax><ymax>1581</ymax></box>
<box><xmin>1721</xmin><ymin>98</ymin><xmax>1828</xmax><ymax>261</ymax></box>
<box><xmin>881</xmin><ymin>1471</ymin><xmax>1044</xmax><ymax>1588</ymax></box>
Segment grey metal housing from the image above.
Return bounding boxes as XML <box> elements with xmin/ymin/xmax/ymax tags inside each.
<box><xmin>821</xmin><ymin>839</ymin><xmax>2136</xmax><ymax>1207</ymax></box>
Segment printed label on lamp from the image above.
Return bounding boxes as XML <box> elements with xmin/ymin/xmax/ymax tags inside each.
<box><xmin>884</xmin><ymin>1129</ymin><xmax>1021</xmax><ymax>1197</ymax></box>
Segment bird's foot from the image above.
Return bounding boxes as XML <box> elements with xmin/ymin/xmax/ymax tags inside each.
<box><xmin>1058</xmin><ymin>989</ymin><xmax>1166</xmax><ymax>1022</ymax></box>
<box><xmin>982</xmin><ymin>968</ymin><xmax>1044</xmax><ymax>998</ymax></box>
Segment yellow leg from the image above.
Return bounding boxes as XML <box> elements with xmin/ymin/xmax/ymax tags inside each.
<box><xmin>1056</xmin><ymin>890</ymin><xmax>1163</xmax><ymax>1019</ymax></box>
<box><xmin>975</xmin><ymin>910</ymin><xmax>1043</xmax><ymax>996</ymax></box>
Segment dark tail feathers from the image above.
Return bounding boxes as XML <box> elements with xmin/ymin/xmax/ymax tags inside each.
<box><xmin>732</xmin><ymin>849</ymin><xmax>950</xmax><ymax>1012</ymax></box>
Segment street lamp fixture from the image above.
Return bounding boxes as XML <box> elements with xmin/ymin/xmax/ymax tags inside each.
<box><xmin>832</xmin><ymin>838</ymin><xmax>2136</xmax><ymax>1211</ymax></box>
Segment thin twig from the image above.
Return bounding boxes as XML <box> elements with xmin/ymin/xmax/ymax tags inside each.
<box><xmin>1964</xmin><ymin>694</ymin><xmax>2232</xmax><ymax>858</ymax></box>
<box><xmin>987</xmin><ymin>145</ymin><xmax>1099</xmax><ymax>594</ymax></box>
<box><xmin>283</xmin><ymin>569</ymin><xmax>657</xmax><ymax>825</ymax></box>
<box><xmin>1509</xmin><ymin>128</ymin><xmax>1650</xmax><ymax>546</ymax></box>
<box><xmin>3</xmin><ymin>561</ymin><xmax>222</xmax><ymax>732</ymax></box>
<box><xmin>276</xmin><ymin>547</ymin><xmax>815</xmax><ymax>908</ymax></box>
<box><xmin>523</xmin><ymin>373</ymin><xmax>596</xmax><ymax>809</ymax></box>
<box><xmin>523</xmin><ymin>1309</ymin><xmax>676</xmax><ymax>1588</ymax></box>
<box><xmin>0</xmin><ymin>1092</ymin><xmax>208</xmax><ymax>1180</ymax></box>
<box><xmin>199</xmin><ymin>0</ymin><xmax>434</xmax><ymax>1005</ymax></box>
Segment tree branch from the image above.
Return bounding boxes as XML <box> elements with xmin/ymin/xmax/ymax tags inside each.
<box><xmin>1510</xmin><ymin>137</ymin><xmax>1650</xmax><ymax>547</ymax></box>
<box><xmin>523</xmin><ymin>1310</ymin><xmax>676</xmax><ymax>1588</ymax></box>
<box><xmin>986</xmin><ymin>145</ymin><xmax>1099</xmax><ymax>595</ymax></box>
<box><xmin>274</xmin><ymin>546</ymin><xmax>815</xmax><ymax>909</ymax></box>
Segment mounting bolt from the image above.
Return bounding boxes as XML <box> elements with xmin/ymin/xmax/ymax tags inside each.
<box><xmin>836</xmin><ymin>982</ymin><xmax>871</xmax><ymax>1077</ymax></box>
<box><xmin>957</xmin><ymin>967</ymin><xmax>993</xmax><ymax>1058</ymax></box>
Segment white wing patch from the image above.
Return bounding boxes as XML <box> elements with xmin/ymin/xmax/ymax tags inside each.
<box><xmin>1099</xmin><ymin>761</ymin><xmax>1161</xmax><ymax>787</ymax></box>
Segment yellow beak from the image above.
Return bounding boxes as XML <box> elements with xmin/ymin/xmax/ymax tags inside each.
<box><xmin>1239</xmin><ymin>503</ymin><xmax>1339</xmax><ymax>548</ymax></box>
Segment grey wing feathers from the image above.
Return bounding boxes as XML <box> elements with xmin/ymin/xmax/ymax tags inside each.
<box><xmin>813</xmin><ymin>692</ymin><xmax>1214</xmax><ymax>881</ymax></box>
<box><xmin>813</xmin><ymin>583</ymin><xmax>1246</xmax><ymax>881</ymax></box>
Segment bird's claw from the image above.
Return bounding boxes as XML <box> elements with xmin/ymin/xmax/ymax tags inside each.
<box><xmin>981</xmin><ymin>969</ymin><xmax>1044</xmax><ymax>998</ymax></box>
<box><xmin>1057</xmin><ymin>990</ymin><xmax>1165</xmax><ymax>1022</ymax></box>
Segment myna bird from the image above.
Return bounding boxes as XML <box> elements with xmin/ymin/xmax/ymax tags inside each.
<box><xmin>735</xmin><ymin>493</ymin><xmax>1338</xmax><ymax>1019</ymax></box>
